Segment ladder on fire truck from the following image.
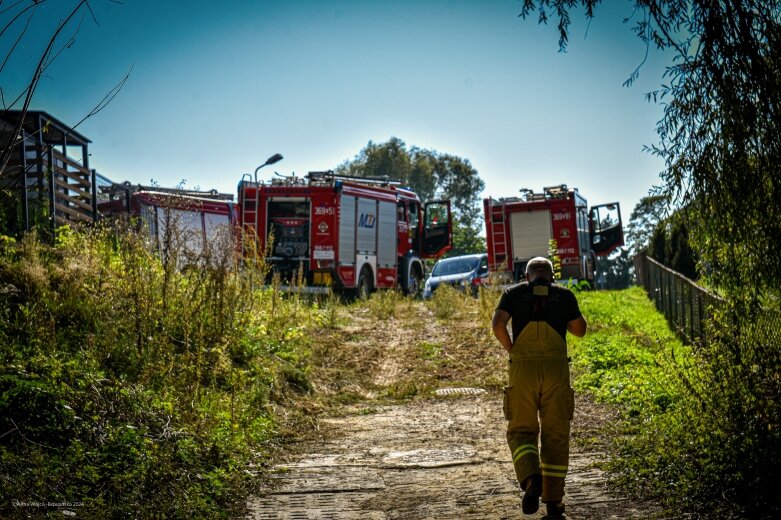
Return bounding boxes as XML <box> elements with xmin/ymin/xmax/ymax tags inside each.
<box><xmin>487</xmin><ymin>198</ymin><xmax>509</xmax><ymax>272</ymax></box>
<box><xmin>239</xmin><ymin>176</ymin><xmax>261</xmax><ymax>256</ymax></box>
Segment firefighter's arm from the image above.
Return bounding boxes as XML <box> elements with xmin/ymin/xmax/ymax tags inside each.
<box><xmin>492</xmin><ymin>309</ymin><xmax>513</xmax><ymax>352</ymax></box>
<box><xmin>567</xmin><ymin>315</ymin><xmax>588</xmax><ymax>337</ymax></box>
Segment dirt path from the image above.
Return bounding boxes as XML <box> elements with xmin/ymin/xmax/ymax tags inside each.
<box><xmin>247</xmin><ymin>300</ymin><xmax>664</xmax><ymax>519</ymax></box>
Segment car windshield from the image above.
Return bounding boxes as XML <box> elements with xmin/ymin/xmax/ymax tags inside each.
<box><xmin>432</xmin><ymin>257</ymin><xmax>479</xmax><ymax>276</ymax></box>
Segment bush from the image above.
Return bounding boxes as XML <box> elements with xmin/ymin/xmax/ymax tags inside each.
<box><xmin>571</xmin><ymin>287</ymin><xmax>780</xmax><ymax>519</ymax></box>
<box><xmin>0</xmin><ymin>226</ymin><xmax>321</xmax><ymax>518</ymax></box>
<box><xmin>427</xmin><ymin>283</ymin><xmax>471</xmax><ymax>320</ymax></box>
<box><xmin>617</xmin><ymin>304</ymin><xmax>781</xmax><ymax>518</ymax></box>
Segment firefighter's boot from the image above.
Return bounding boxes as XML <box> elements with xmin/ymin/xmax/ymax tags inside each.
<box><xmin>521</xmin><ymin>474</ymin><xmax>542</xmax><ymax>514</ymax></box>
<box><xmin>505</xmin><ymin>320</ymin><xmax>574</xmax><ymax>506</ymax></box>
<box><xmin>543</xmin><ymin>501</ymin><xmax>566</xmax><ymax>519</ymax></box>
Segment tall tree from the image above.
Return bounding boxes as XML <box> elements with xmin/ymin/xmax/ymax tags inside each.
<box><xmin>336</xmin><ymin>138</ymin><xmax>486</xmax><ymax>255</ymax></box>
<box><xmin>519</xmin><ymin>0</ymin><xmax>781</xmax><ymax>298</ymax></box>
<box><xmin>519</xmin><ymin>3</ymin><xmax>781</xmax><ymax>517</ymax></box>
<box><xmin>647</xmin><ymin>210</ymin><xmax>699</xmax><ymax>280</ymax></box>
<box><xmin>408</xmin><ymin>147</ymin><xmax>438</xmax><ymax>202</ymax></box>
<box><xmin>625</xmin><ymin>194</ymin><xmax>669</xmax><ymax>256</ymax></box>
<box><xmin>595</xmin><ymin>247</ymin><xmax>632</xmax><ymax>289</ymax></box>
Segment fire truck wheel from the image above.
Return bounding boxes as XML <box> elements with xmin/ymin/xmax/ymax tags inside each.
<box><xmin>357</xmin><ymin>267</ymin><xmax>373</xmax><ymax>300</ymax></box>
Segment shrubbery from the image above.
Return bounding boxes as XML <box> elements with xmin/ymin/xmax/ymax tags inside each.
<box><xmin>2</xmin><ymin>225</ymin><xmax>776</xmax><ymax>519</ymax></box>
<box><xmin>571</xmin><ymin>287</ymin><xmax>780</xmax><ymax>519</ymax></box>
<box><xmin>0</xmin><ymin>227</ymin><xmax>331</xmax><ymax>518</ymax></box>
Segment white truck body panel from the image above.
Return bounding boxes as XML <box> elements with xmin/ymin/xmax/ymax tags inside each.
<box><xmin>377</xmin><ymin>200</ymin><xmax>397</xmax><ymax>268</ymax></box>
<box><xmin>338</xmin><ymin>194</ymin><xmax>356</xmax><ymax>265</ymax></box>
<box><xmin>356</xmin><ymin>197</ymin><xmax>377</xmax><ymax>255</ymax></box>
<box><xmin>510</xmin><ymin>209</ymin><xmax>552</xmax><ymax>261</ymax></box>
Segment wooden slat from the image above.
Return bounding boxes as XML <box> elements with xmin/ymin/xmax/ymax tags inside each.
<box><xmin>53</xmin><ymin>166</ymin><xmax>90</xmax><ymax>188</ymax></box>
<box><xmin>53</xmin><ymin>176</ymin><xmax>91</xmax><ymax>198</ymax></box>
<box><xmin>51</xmin><ymin>148</ymin><xmax>90</xmax><ymax>174</ymax></box>
<box><xmin>55</xmin><ymin>190</ymin><xmax>93</xmax><ymax>212</ymax></box>
<box><xmin>28</xmin><ymin>148</ymin><xmax>90</xmax><ymax>174</ymax></box>
<box><xmin>54</xmin><ymin>201</ymin><xmax>93</xmax><ymax>223</ymax></box>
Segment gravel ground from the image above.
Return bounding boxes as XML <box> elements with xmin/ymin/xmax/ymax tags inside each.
<box><xmin>247</xmin><ymin>300</ymin><xmax>667</xmax><ymax>519</ymax></box>
<box><xmin>248</xmin><ymin>393</ymin><xmax>668</xmax><ymax>519</ymax></box>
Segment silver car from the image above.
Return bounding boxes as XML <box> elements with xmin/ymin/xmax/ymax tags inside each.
<box><xmin>423</xmin><ymin>253</ymin><xmax>489</xmax><ymax>298</ymax></box>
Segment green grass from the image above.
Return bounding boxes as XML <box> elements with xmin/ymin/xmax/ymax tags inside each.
<box><xmin>569</xmin><ymin>286</ymin><xmax>780</xmax><ymax>519</ymax></box>
<box><xmin>570</xmin><ymin>287</ymin><xmax>688</xmax><ymax>416</ymax></box>
<box><xmin>3</xmin><ymin>226</ymin><xmax>775</xmax><ymax>519</ymax></box>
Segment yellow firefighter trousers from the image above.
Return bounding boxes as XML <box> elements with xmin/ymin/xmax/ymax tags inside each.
<box><xmin>503</xmin><ymin>321</ymin><xmax>574</xmax><ymax>503</ymax></box>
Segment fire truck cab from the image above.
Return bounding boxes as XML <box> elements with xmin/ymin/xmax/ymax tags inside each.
<box><xmin>483</xmin><ymin>184</ymin><xmax>623</xmax><ymax>284</ymax></box>
<box><xmin>239</xmin><ymin>171</ymin><xmax>452</xmax><ymax>296</ymax></box>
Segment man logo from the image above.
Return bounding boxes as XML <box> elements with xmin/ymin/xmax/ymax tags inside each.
<box><xmin>358</xmin><ymin>213</ymin><xmax>376</xmax><ymax>228</ymax></box>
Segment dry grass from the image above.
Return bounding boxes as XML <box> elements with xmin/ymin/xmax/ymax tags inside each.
<box><xmin>303</xmin><ymin>285</ymin><xmax>507</xmax><ymax>412</ymax></box>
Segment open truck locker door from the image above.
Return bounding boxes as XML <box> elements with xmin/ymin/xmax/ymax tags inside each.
<box><xmin>589</xmin><ymin>202</ymin><xmax>624</xmax><ymax>256</ymax></box>
<box><xmin>421</xmin><ymin>200</ymin><xmax>452</xmax><ymax>258</ymax></box>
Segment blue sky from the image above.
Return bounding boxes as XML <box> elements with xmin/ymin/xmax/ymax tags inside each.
<box><xmin>4</xmin><ymin>0</ymin><xmax>671</xmax><ymax>221</ymax></box>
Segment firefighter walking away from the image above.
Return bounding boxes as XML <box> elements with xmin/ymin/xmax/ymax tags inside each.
<box><xmin>492</xmin><ymin>257</ymin><xmax>587</xmax><ymax>519</ymax></box>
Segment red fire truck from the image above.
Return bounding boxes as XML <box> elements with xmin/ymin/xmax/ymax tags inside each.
<box><xmin>97</xmin><ymin>184</ymin><xmax>239</xmax><ymax>263</ymax></box>
<box><xmin>238</xmin><ymin>171</ymin><xmax>452</xmax><ymax>296</ymax></box>
<box><xmin>132</xmin><ymin>190</ymin><xmax>238</xmax><ymax>261</ymax></box>
<box><xmin>483</xmin><ymin>185</ymin><xmax>624</xmax><ymax>284</ymax></box>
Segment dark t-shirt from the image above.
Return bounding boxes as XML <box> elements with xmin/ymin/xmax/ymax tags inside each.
<box><xmin>496</xmin><ymin>280</ymin><xmax>582</xmax><ymax>343</ymax></box>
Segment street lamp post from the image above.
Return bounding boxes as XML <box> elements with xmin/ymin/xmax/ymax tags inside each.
<box><xmin>254</xmin><ymin>153</ymin><xmax>284</xmax><ymax>183</ymax></box>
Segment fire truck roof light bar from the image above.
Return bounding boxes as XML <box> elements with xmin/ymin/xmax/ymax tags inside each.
<box><xmin>306</xmin><ymin>170</ymin><xmax>403</xmax><ymax>187</ymax></box>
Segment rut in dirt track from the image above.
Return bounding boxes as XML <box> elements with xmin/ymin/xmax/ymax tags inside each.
<box><xmin>247</xmin><ymin>301</ymin><xmax>665</xmax><ymax>519</ymax></box>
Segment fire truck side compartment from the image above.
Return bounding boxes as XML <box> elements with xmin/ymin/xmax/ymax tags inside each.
<box><xmin>338</xmin><ymin>194</ymin><xmax>356</xmax><ymax>265</ymax></box>
<box><xmin>356</xmin><ymin>198</ymin><xmax>377</xmax><ymax>256</ymax></box>
<box><xmin>376</xmin><ymin>200</ymin><xmax>398</xmax><ymax>287</ymax></box>
<box><xmin>377</xmin><ymin>201</ymin><xmax>396</xmax><ymax>268</ymax></box>
<box><xmin>510</xmin><ymin>209</ymin><xmax>552</xmax><ymax>264</ymax></box>
<box><xmin>267</xmin><ymin>198</ymin><xmax>310</xmax><ymax>259</ymax></box>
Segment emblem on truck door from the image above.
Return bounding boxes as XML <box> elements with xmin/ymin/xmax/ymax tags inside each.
<box><xmin>358</xmin><ymin>213</ymin><xmax>376</xmax><ymax>228</ymax></box>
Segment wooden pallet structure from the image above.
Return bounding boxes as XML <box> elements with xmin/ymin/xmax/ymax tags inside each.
<box><xmin>0</xmin><ymin>110</ymin><xmax>102</xmax><ymax>234</ymax></box>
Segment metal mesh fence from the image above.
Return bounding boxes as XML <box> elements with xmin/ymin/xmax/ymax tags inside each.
<box><xmin>633</xmin><ymin>253</ymin><xmax>725</xmax><ymax>344</ymax></box>
<box><xmin>634</xmin><ymin>254</ymin><xmax>781</xmax><ymax>347</ymax></box>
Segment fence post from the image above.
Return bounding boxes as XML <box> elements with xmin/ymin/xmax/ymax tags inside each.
<box><xmin>48</xmin><ymin>147</ymin><xmax>55</xmax><ymax>240</ymax></box>
<box><xmin>688</xmin><ymin>282</ymin><xmax>695</xmax><ymax>343</ymax></box>
<box><xmin>666</xmin><ymin>268</ymin><xmax>672</xmax><ymax>324</ymax></box>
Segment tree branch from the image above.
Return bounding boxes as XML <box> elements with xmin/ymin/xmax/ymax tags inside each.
<box><xmin>0</xmin><ymin>0</ymin><xmax>90</xmax><ymax>178</ymax></box>
<box><xmin>0</xmin><ymin>3</ymin><xmax>37</xmax><ymax>91</ymax></box>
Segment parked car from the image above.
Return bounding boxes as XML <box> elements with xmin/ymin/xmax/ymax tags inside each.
<box><xmin>423</xmin><ymin>253</ymin><xmax>489</xmax><ymax>298</ymax></box>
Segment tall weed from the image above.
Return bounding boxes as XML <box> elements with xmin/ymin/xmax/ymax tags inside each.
<box><xmin>0</xmin><ymin>225</ymin><xmax>321</xmax><ymax>518</ymax></box>
<box><xmin>364</xmin><ymin>288</ymin><xmax>405</xmax><ymax>320</ymax></box>
<box><xmin>427</xmin><ymin>283</ymin><xmax>471</xmax><ymax>320</ymax></box>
